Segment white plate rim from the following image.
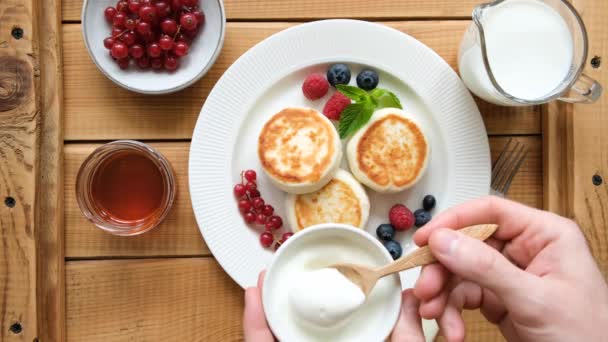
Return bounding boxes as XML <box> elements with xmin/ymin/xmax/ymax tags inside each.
<box><xmin>81</xmin><ymin>0</ymin><xmax>227</xmax><ymax>95</ymax></box>
<box><xmin>189</xmin><ymin>19</ymin><xmax>491</xmax><ymax>289</ymax></box>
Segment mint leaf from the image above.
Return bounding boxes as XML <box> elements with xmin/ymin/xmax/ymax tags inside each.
<box><xmin>370</xmin><ymin>88</ymin><xmax>403</xmax><ymax>109</ymax></box>
<box><xmin>338</xmin><ymin>103</ymin><xmax>365</xmax><ymax>139</ymax></box>
<box><xmin>337</xmin><ymin>85</ymin><xmax>369</xmax><ymax>102</ymax></box>
<box><xmin>346</xmin><ymin>101</ymin><xmax>375</xmax><ymax>137</ymax></box>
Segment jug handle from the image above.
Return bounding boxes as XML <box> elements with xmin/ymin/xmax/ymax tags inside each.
<box><xmin>558</xmin><ymin>73</ymin><xmax>603</xmax><ymax>103</ymax></box>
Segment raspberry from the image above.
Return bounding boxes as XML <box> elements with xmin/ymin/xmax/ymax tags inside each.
<box><xmin>302</xmin><ymin>73</ymin><xmax>329</xmax><ymax>100</ymax></box>
<box><xmin>389</xmin><ymin>204</ymin><xmax>414</xmax><ymax>231</ymax></box>
<box><xmin>322</xmin><ymin>92</ymin><xmax>351</xmax><ymax>120</ymax></box>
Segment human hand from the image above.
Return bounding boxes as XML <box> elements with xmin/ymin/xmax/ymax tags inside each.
<box><xmin>243</xmin><ymin>272</ymin><xmax>428</xmax><ymax>341</ymax></box>
<box><xmin>413</xmin><ymin>196</ymin><xmax>608</xmax><ymax>342</ymax></box>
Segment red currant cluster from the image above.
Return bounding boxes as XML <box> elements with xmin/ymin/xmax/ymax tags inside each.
<box><xmin>234</xmin><ymin>170</ymin><xmax>294</xmax><ymax>250</ymax></box>
<box><xmin>103</xmin><ymin>0</ymin><xmax>204</xmax><ymax>71</ymax></box>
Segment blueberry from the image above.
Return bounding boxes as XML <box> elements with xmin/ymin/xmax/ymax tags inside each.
<box><xmin>376</xmin><ymin>224</ymin><xmax>395</xmax><ymax>241</ymax></box>
<box><xmin>384</xmin><ymin>240</ymin><xmax>403</xmax><ymax>260</ymax></box>
<box><xmin>423</xmin><ymin>195</ymin><xmax>436</xmax><ymax>211</ymax></box>
<box><xmin>356</xmin><ymin>69</ymin><xmax>379</xmax><ymax>90</ymax></box>
<box><xmin>327</xmin><ymin>63</ymin><xmax>351</xmax><ymax>87</ymax></box>
<box><xmin>414</xmin><ymin>209</ymin><xmax>432</xmax><ymax>228</ymax></box>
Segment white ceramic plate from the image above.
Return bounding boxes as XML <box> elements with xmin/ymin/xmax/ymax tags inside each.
<box><xmin>189</xmin><ymin>19</ymin><xmax>490</xmax><ymax>338</ymax></box>
<box><xmin>82</xmin><ymin>0</ymin><xmax>226</xmax><ymax>94</ymax></box>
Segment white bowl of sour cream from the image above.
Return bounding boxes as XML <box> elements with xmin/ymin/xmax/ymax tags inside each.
<box><xmin>263</xmin><ymin>224</ymin><xmax>402</xmax><ymax>341</ymax></box>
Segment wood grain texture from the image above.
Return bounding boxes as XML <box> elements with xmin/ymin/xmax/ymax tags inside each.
<box><xmin>64</xmin><ymin>143</ymin><xmax>208</xmax><ymax>258</ymax></box>
<box><xmin>66</xmin><ymin>258</ymin><xmax>244</xmax><ymax>341</ymax></box>
<box><xmin>0</xmin><ymin>0</ymin><xmax>39</xmax><ymax>341</ymax></box>
<box><xmin>64</xmin><ymin>137</ymin><xmax>541</xmax><ymax>258</ymax></box>
<box><xmin>567</xmin><ymin>0</ymin><xmax>608</xmax><ymax>277</ymax></box>
<box><xmin>62</xmin><ymin>0</ymin><xmax>480</xmax><ymax>22</ymax></box>
<box><xmin>62</xmin><ymin>22</ymin><xmax>540</xmax><ymax>141</ymax></box>
<box><xmin>36</xmin><ymin>0</ymin><xmax>66</xmax><ymax>341</ymax></box>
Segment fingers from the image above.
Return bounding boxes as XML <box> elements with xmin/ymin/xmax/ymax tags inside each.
<box><xmin>414</xmin><ymin>264</ymin><xmax>450</xmax><ymax>300</ymax></box>
<box><xmin>437</xmin><ymin>282</ymin><xmax>482</xmax><ymax>342</ymax></box>
<box><xmin>391</xmin><ymin>289</ymin><xmax>425</xmax><ymax>342</ymax></box>
<box><xmin>243</xmin><ymin>271</ymin><xmax>273</xmax><ymax>342</ymax></box>
<box><xmin>414</xmin><ymin>196</ymin><xmax>547</xmax><ymax>246</ymax></box>
<box><xmin>427</xmin><ymin>228</ymin><xmax>543</xmax><ymax>308</ymax></box>
<box><xmin>419</xmin><ymin>289</ymin><xmax>448</xmax><ymax>319</ymax></box>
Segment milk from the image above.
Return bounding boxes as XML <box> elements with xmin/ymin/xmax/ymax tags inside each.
<box><xmin>459</xmin><ymin>0</ymin><xmax>574</xmax><ymax>105</ymax></box>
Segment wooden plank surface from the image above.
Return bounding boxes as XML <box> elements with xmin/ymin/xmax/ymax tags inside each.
<box><xmin>64</xmin><ymin>136</ymin><xmax>541</xmax><ymax>258</ymax></box>
<box><xmin>36</xmin><ymin>0</ymin><xmax>66</xmax><ymax>341</ymax></box>
<box><xmin>567</xmin><ymin>0</ymin><xmax>608</xmax><ymax>277</ymax></box>
<box><xmin>62</xmin><ymin>22</ymin><xmax>541</xmax><ymax>141</ymax></box>
<box><xmin>62</xmin><ymin>0</ymin><xmax>480</xmax><ymax>22</ymax></box>
<box><xmin>0</xmin><ymin>1</ymin><xmax>40</xmax><ymax>341</ymax></box>
<box><xmin>66</xmin><ymin>258</ymin><xmax>244</xmax><ymax>341</ymax></box>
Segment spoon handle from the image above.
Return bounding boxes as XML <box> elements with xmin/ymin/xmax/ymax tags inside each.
<box><xmin>376</xmin><ymin>224</ymin><xmax>499</xmax><ymax>278</ymax></box>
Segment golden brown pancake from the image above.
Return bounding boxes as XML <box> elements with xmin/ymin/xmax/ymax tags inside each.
<box><xmin>258</xmin><ymin>107</ymin><xmax>342</xmax><ymax>194</ymax></box>
<box><xmin>347</xmin><ymin>108</ymin><xmax>429</xmax><ymax>192</ymax></box>
<box><xmin>286</xmin><ymin>169</ymin><xmax>370</xmax><ymax>231</ymax></box>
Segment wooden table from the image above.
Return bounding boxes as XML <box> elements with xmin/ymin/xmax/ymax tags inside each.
<box><xmin>1</xmin><ymin>0</ymin><xmax>606</xmax><ymax>341</ymax></box>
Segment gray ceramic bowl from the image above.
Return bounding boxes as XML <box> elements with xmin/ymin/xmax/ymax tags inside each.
<box><xmin>82</xmin><ymin>0</ymin><xmax>225</xmax><ymax>94</ymax></box>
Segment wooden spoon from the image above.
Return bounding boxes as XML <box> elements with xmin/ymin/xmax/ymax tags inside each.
<box><xmin>332</xmin><ymin>224</ymin><xmax>498</xmax><ymax>296</ymax></box>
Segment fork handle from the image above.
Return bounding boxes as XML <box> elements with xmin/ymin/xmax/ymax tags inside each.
<box><xmin>375</xmin><ymin>224</ymin><xmax>499</xmax><ymax>278</ymax></box>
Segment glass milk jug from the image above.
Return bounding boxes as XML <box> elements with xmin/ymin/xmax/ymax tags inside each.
<box><xmin>458</xmin><ymin>0</ymin><xmax>602</xmax><ymax>106</ymax></box>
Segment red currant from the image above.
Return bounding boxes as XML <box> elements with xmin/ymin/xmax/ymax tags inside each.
<box><xmin>129</xmin><ymin>44</ymin><xmax>144</xmax><ymax>58</ymax></box>
<box><xmin>111</xmin><ymin>27</ymin><xmax>124</xmax><ymax>37</ymax></box>
<box><xmin>244</xmin><ymin>211</ymin><xmax>256</xmax><ymax>224</ymax></box>
<box><xmin>117</xmin><ymin>58</ymin><xmax>130</xmax><ymax>69</ymax></box>
<box><xmin>192</xmin><ymin>10</ymin><xmax>204</xmax><ymax>26</ymax></box>
<box><xmin>111</xmin><ymin>42</ymin><xmax>129</xmax><ymax>59</ymax></box>
<box><xmin>281</xmin><ymin>232</ymin><xmax>294</xmax><ymax>243</ymax></box>
<box><xmin>171</xmin><ymin>0</ymin><xmax>182</xmax><ymax>11</ymax></box>
<box><xmin>104</xmin><ymin>7</ymin><xmax>118</xmax><ymax>22</ymax></box>
<box><xmin>256</xmin><ymin>213</ymin><xmax>267</xmax><ymax>225</ymax></box>
<box><xmin>159</xmin><ymin>35</ymin><xmax>174</xmax><ymax>50</ymax></box>
<box><xmin>150</xmin><ymin>57</ymin><xmax>163</xmax><ymax>70</ymax></box>
<box><xmin>173</xmin><ymin>41</ymin><xmax>189</xmax><ymax>57</ymax></box>
<box><xmin>164</xmin><ymin>56</ymin><xmax>178</xmax><ymax>71</ymax></box>
<box><xmin>180</xmin><ymin>13</ymin><xmax>198</xmax><ymax>30</ymax></box>
<box><xmin>249</xmin><ymin>189</ymin><xmax>261</xmax><ymax>198</ymax></box>
<box><xmin>238</xmin><ymin>199</ymin><xmax>252</xmax><ymax>212</ymax></box>
<box><xmin>137</xmin><ymin>56</ymin><xmax>150</xmax><ymax>68</ymax></box>
<box><xmin>120</xmin><ymin>31</ymin><xmax>136</xmax><ymax>46</ymax></box>
<box><xmin>104</xmin><ymin>37</ymin><xmax>116</xmax><ymax>49</ymax></box>
<box><xmin>268</xmin><ymin>216</ymin><xmax>283</xmax><ymax>229</ymax></box>
<box><xmin>116</xmin><ymin>1</ymin><xmax>129</xmax><ymax>12</ymax></box>
<box><xmin>113</xmin><ymin>12</ymin><xmax>127</xmax><ymax>28</ymax></box>
<box><xmin>146</xmin><ymin>43</ymin><xmax>162</xmax><ymax>57</ymax></box>
<box><xmin>136</xmin><ymin>21</ymin><xmax>151</xmax><ymax>35</ymax></box>
<box><xmin>155</xmin><ymin>1</ymin><xmax>171</xmax><ymax>18</ymax></box>
<box><xmin>182</xmin><ymin>0</ymin><xmax>197</xmax><ymax>6</ymax></box>
<box><xmin>245</xmin><ymin>182</ymin><xmax>257</xmax><ymax>193</ymax></box>
<box><xmin>160</xmin><ymin>18</ymin><xmax>178</xmax><ymax>35</ymax></box>
<box><xmin>244</xmin><ymin>170</ymin><xmax>257</xmax><ymax>182</ymax></box>
<box><xmin>260</xmin><ymin>232</ymin><xmax>273</xmax><ymax>248</ymax></box>
<box><xmin>261</xmin><ymin>205</ymin><xmax>274</xmax><ymax>216</ymax></box>
<box><xmin>128</xmin><ymin>0</ymin><xmax>141</xmax><ymax>13</ymax></box>
<box><xmin>234</xmin><ymin>183</ymin><xmax>246</xmax><ymax>197</ymax></box>
<box><xmin>140</xmin><ymin>31</ymin><xmax>156</xmax><ymax>43</ymax></box>
<box><xmin>175</xmin><ymin>33</ymin><xmax>191</xmax><ymax>45</ymax></box>
<box><xmin>252</xmin><ymin>197</ymin><xmax>265</xmax><ymax>209</ymax></box>
<box><xmin>141</xmin><ymin>0</ymin><xmax>151</xmax><ymax>4</ymax></box>
<box><xmin>139</xmin><ymin>5</ymin><xmax>157</xmax><ymax>23</ymax></box>
<box><xmin>124</xmin><ymin>18</ymin><xmax>136</xmax><ymax>30</ymax></box>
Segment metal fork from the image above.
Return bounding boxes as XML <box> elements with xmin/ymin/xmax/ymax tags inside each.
<box><xmin>491</xmin><ymin>138</ymin><xmax>529</xmax><ymax>197</ymax></box>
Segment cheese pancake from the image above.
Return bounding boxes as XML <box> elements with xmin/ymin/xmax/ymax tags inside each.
<box><xmin>286</xmin><ymin>169</ymin><xmax>370</xmax><ymax>231</ymax></box>
<box><xmin>258</xmin><ymin>107</ymin><xmax>342</xmax><ymax>194</ymax></box>
<box><xmin>347</xmin><ymin>108</ymin><xmax>429</xmax><ymax>193</ymax></box>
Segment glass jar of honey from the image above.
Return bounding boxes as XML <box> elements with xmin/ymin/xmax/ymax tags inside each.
<box><xmin>76</xmin><ymin>140</ymin><xmax>176</xmax><ymax>236</ymax></box>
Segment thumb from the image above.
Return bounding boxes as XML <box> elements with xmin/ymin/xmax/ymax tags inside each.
<box><xmin>428</xmin><ymin>228</ymin><xmax>541</xmax><ymax>307</ymax></box>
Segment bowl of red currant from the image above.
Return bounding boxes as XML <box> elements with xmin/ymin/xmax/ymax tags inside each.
<box><xmin>82</xmin><ymin>0</ymin><xmax>225</xmax><ymax>94</ymax></box>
